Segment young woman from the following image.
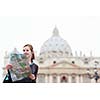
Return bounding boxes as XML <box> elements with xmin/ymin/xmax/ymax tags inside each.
<box><xmin>3</xmin><ymin>44</ymin><xmax>38</xmax><ymax>83</ymax></box>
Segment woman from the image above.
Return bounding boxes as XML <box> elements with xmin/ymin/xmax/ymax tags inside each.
<box><xmin>3</xmin><ymin>44</ymin><xmax>38</xmax><ymax>83</ymax></box>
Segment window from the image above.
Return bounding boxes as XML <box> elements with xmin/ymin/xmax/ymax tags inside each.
<box><xmin>52</xmin><ymin>74</ymin><xmax>57</xmax><ymax>83</ymax></box>
<box><xmin>83</xmin><ymin>74</ymin><xmax>91</xmax><ymax>83</ymax></box>
<box><xmin>37</xmin><ymin>74</ymin><xmax>45</xmax><ymax>83</ymax></box>
<box><xmin>72</xmin><ymin>61</ymin><xmax>75</xmax><ymax>64</ymax></box>
<box><xmin>71</xmin><ymin>76</ymin><xmax>76</xmax><ymax>83</ymax></box>
<box><xmin>53</xmin><ymin>61</ymin><xmax>56</xmax><ymax>64</ymax></box>
<box><xmin>71</xmin><ymin>74</ymin><xmax>76</xmax><ymax>83</ymax></box>
<box><xmin>84</xmin><ymin>58</ymin><xmax>89</xmax><ymax>64</ymax></box>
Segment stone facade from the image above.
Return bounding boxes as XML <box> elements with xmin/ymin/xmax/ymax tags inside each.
<box><xmin>36</xmin><ymin>27</ymin><xmax>100</xmax><ymax>83</ymax></box>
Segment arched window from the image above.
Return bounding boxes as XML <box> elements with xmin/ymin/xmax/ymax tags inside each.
<box><xmin>37</xmin><ymin>74</ymin><xmax>45</xmax><ymax>83</ymax></box>
<box><xmin>52</xmin><ymin>74</ymin><xmax>57</xmax><ymax>83</ymax></box>
<box><xmin>60</xmin><ymin>76</ymin><xmax>68</xmax><ymax>83</ymax></box>
<box><xmin>83</xmin><ymin>74</ymin><xmax>91</xmax><ymax>83</ymax></box>
<box><xmin>71</xmin><ymin>74</ymin><xmax>76</xmax><ymax>83</ymax></box>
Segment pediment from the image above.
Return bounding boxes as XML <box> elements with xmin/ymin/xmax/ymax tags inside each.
<box><xmin>46</xmin><ymin>61</ymin><xmax>80</xmax><ymax>68</ymax></box>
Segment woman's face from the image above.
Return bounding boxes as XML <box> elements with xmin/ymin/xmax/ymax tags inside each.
<box><xmin>23</xmin><ymin>46</ymin><xmax>32</xmax><ymax>59</ymax></box>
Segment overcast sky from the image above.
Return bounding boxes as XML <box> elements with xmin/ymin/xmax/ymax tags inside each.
<box><xmin>0</xmin><ymin>16</ymin><xmax>100</xmax><ymax>67</ymax></box>
<box><xmin>0</xmin><ymin>1</ymin><xmax>100</xmax><ymax>67</ymax></box>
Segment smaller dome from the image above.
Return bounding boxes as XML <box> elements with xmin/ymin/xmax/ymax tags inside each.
<box><xmin>11</xmin><ymin>48</ymin><xmax>19</xmax><ymax>54</ymax></box>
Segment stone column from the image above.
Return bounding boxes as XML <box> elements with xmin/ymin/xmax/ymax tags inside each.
<box><xmin>57</xmin><ymin>74</ymin><xmax>61</xmax><ymax>83</ymax></box>
<box><xmin>49</xmin><ymin>75</ymin><xmax>53</xmax><ymax>83</ymax></box>
<box><xmin>76</xmin><ymin>75</ymin><xmax>80</xmax><ymax>83</ymax></box>
<box><xmin>80</xmin><ymin>75</ymin><xmax>83</xmax><ymax>83</ymax></box>
<box><xmin>68</xmin><ymin>75</ymin><xmax>72</xmax><ymax>83</ymax></box>
<box><xmin>45</xmin><ymin>74</ymin><xmax>49</xmax><ymax>83</ymax></box>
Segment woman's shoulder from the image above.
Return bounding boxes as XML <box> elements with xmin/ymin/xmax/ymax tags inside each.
<box><xmin>30</xmin><ymin>61</ymin><xmax>39</xmax><ymax>68</ymax></box>
<box><xmin>33</xmin><ymin>63</ymin><xmax>38</xmax><ymax>67</ymax></box>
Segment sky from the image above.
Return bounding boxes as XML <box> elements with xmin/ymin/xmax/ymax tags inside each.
<box><xmin>0</xmin><ymin>0</ymin><xmax>100</xmax><ymax>99</ymax></box>
<box><xmin>0</xmin><ymin>16</ymin><xmax>100</xmax><ymax>66</ymax></box>
<box><xmin>0</xmin><ymin>1</ymin><xmax>100</xmax><ymax>67</ymax></box>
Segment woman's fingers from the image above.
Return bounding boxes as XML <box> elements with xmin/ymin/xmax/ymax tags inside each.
<box><xmin>6</xmin><ymin>64</ymin><xmax>13</xmax><ymax>70</ymax></box>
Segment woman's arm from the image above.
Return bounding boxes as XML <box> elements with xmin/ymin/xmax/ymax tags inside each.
<box><xmin>29</xmin><ymin>63</ymin><xmax>38</xmax><ymax>80</ymax></box>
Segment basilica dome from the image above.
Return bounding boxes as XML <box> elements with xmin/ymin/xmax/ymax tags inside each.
<box><xmin>39</xmin><ymin>27</ymin><xmax>72</xmax><ymax>58</ymax></box>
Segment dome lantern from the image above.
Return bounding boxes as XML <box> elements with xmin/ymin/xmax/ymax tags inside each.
<box><xmin>52</xmin><ymin>26</ymin><xmax>59</xmax><ymax>36</ymax></box>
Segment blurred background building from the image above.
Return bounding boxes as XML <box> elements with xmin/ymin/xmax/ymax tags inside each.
<box><xmin>4</xmin><ymin>27</ymin><xmax>100</xmax><ymax>83</ymax></box>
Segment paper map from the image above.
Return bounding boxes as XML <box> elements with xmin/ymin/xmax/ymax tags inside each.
<box><xmin>9</xmin><ymin>53</ymin><xmax>31</xmax><ymax>81</ymax></box>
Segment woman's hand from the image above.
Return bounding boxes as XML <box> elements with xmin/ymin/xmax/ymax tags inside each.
<box><xmin>28</xmin><ymin>74</ymin><xmax>35</xmax><ymax>80</ymax></box>
<box><xmin>6</xmin><ymin>64</ymin><xmax>13</xmax><ymax>70</ymax></box>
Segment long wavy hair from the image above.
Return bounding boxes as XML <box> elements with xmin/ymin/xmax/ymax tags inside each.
<box><xmin>23</xmin><ymin>44</ymin><xmax>35</xmax><ymax>62</ymax></box>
